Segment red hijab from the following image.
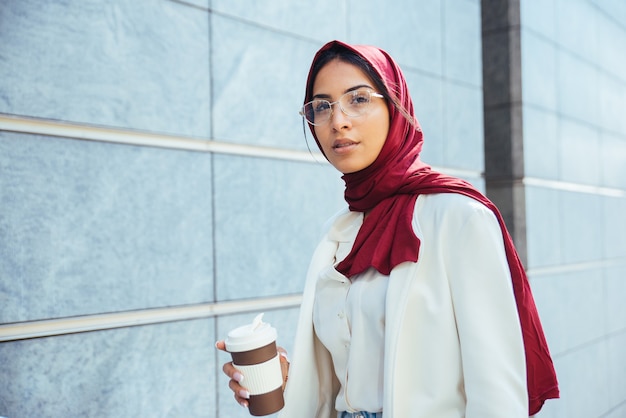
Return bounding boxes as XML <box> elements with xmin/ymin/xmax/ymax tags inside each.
<box><xmin>305</xmin><ymin>40</ymin><xmax>559</xmax><ymax>415</ymax></box>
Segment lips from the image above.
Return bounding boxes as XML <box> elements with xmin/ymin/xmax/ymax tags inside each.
<box><xmin>332</xmin><ymin>138</ymin><xmax>357</xmax><ymax>149</ymax></box>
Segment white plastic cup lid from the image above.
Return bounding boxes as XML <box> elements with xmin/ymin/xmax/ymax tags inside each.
<box><xmin>225</xmin><ymin>313</ymin><xmax>277</xmax><ymax>353</ymax></box>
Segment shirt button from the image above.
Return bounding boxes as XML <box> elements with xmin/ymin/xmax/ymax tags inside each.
<box><xmin>338</xmin><ymin>311</ymin><xmax>345</xmax><ymax>319</ymax></box>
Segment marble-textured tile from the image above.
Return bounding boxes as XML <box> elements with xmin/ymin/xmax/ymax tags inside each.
<box><xmin>464</xmin><ymin>175</ymin><xmax>485</xmax><ymax>195</ymax></box>
<box><xmin>170</xmin><ymin>0</ymin><xmax>209</xmax><ymax>10</ymax></box>
<box><xmin>555</xmin><ymin>0</ymin><xmax>599</xmax><ymax>63</ymax></box>
<box><xmin>602</xmin><ymin>195</ymin><xmax>626</xmax><ymax>260</ymax></box>
<box><xmin>523</xmin><ymin>106</ymin><xmax>559</xmax><ymax>180</ymax></box>
<box><xmin>596</xmin><ymin>13</ymin><xmax>626</xmax><ymax>83</ymax></box>
<box><xmin>537</xmin><ymin>342</ymin><xmax>610</xmax><ymax>418</ymax></box>
<box><xmin>0</xmin><ymin>0</ymin><xmax>211</xmax><ymax>137</ymax></box>
<box><xmin>211</xmin><ymin>16</ymin><xmax>320</xmax><ymax>150</ymax></box>
<box><xmin>603</xmin><ymin>403</ymin><xmax>626</xmax><ymax>418</ymax></box>
<box><xmin>404</xmin><ymin>70</ymin><xmax>444</xmax><ymax>167</ymax></box>
<box><xmin>213</xmin><ymin>155</ymin><xmax>344</xmax><ymax>301</ymax></box>
<box><xmin>443</xmin><ymin>0</ymin><xmax>482</xmax><ymax>86</ymax></box>
<box><xmin>443</xmin><ymin>82</ymin><xmax>484</xmax><ymax>171</ymax></box>
<box><xmin>520</xmin><ymin>0</ymin><xmax>557</xmax><ymax>39</ymax></box>
<box><xmin>210</xmin><ymin>0</ymin><xmax>345</xmax><ymax>42</ymax></box>
<box><xmin>600</xmin><ymin>133</ymin><xmax>626</xmax><ymax>190</ymax></box>
<box><xmin>598</xmin><ymin>74</ymin><xmax>626</xmax><ymax>136</ymax></box>
<box><xmin>348</xmin><ymin>0</ymin><xmax>443</xmax><ymax>76</ymax></box>
<box><xmin>594</xmin><ymin>0</ymin><xmax>626</xmax><ymax>26</ymax></box>
<box><xmin>0</xmin><ymin>133</ymin><xmax>214</xmax><ymax>323</ymax></box>
<box><xmin>0</xmin><ymin>319</ymin><xmax>216</xmax><ymax>417</ymax></box>
<box><xmin>215</xmin><ymin>308</ymin><xmax>299</xmax><ymax>418</ymax></box>
<box><xmin>529</xmin><ymin>270</ymin><xmax>605</xmax><ymax>355</ymax></box>
<box><xmin>521</xmin><ymin>31</ymin><xmax>558</xmax><ymax>111</ymax></box>
<box><xmin>605</xmin><ymin>265</ymin><xmax>626</xmax><ymax>334</ymax></box>
<box><xmin>559</xmin><ymin>119</ymin><xmax>601</xmax><ymax>186</ymax></box>
<box><xmin>556</xmin><ymin>51</ymin><xmax>599</xmax><ymax>124</ymax></box>
<box><xmin>606</xmin><ymin>332</ymin><xmax>626</xmax><ymax>416</ymax></box>
<box><xmin>525</xmin><ymin>186</ymin><xmax>561</xmax><ymax>269</ymax></box>
<box><xmin>560</xmin><ymin>191</ymin><xmax>602</xmax><ymax>264</ymax></box>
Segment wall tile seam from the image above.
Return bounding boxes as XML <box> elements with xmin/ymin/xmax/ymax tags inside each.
<box><xmin>521</xmin><ymin>103</ymin><xmax>626</xmax><ymax>140</ymax></box>
<box><xmin>588</xmin><ymin>1</ymin><xmax>626</xmax><ymax>32</ymax></box>
<box><xmin>527</xmin><ymin>257</ymin><xmax>626</xmax><ymax>277</ymax></box>
<box><xmin>521</xmin><ymin>26</ymin><xmax>626</xmax><ymax>84</ymax></box>
<box><xmin>599</xmin><ymin>400</ymin><xmax>626</xmax><ymax>418</ymax></box>
<box><xmin>440</xmin><ymin>0</ymin><xmax>447</xmax><ymax>93</ymax></box>
<box><xmin>398</xmin><ymin>63</ymin><xmax>485</xmax><ymax>90</ymax></box>
<box><xmin>0</xmin><ymin>114</ymin><xmax>486</xmax><ymax>179</ymax></box>
<box><xmin>167</xmin><ymin>0</ymin><xmax>210</xmax><ymax>12</ymax></box>
<box><xmin>208</xmin><ymin>8</ymin><xmax>323</xmax><ymax>44</ymax></box>
<box><xmin>437</xmin><ymin>74</ymin><xmax>484</xmax><ymax>91</ymax></box>
<box><xmin>0</xmin><ymin>295</ymin><xmax>303</xmax><ymax>343</ymax></box>
<box><xmin>0</xmin><ymin>114</ymin><xmax>325</xmax><ymax>164</ymax></box>
<box><xmin>524</xmin><ymin>177</ymin><xmax>626</xmax><ymax>197</ymax></box>
<box><xmin>207</xmin><ymin>9</ymin><xmax>482</xmax><ymax>89</ymax></box>
<box><xmin>550</xmin><ymin>326</ymin><xmax>626</xmax><ymax>359</ymax></box>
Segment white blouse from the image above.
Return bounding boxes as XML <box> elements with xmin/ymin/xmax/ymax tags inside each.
<box><xmin>280</xmin><ymin>194</ymin><xmax>528</xmax><ymax>418</ymax></box>
<box><xmin>312</xmin><ymin>212</ymin><xmax>387</xmax><ymax>413</ymax></box>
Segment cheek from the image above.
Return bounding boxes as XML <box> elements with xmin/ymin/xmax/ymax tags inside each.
<box><xmin>371</xmin><ymin>115</ymin><xmax>390</xmax><ymax>149</ymax></box>
<box><xmin>313</xmin><ymin>127</ymin><xmax>331</xmax><ymax>152</ymax></box>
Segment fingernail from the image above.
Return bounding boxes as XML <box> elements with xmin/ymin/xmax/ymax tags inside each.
<box><xmin>238</xmin><ymin>389</ymin><xmax>250</xmax><ymax>399</ymax></box>
<box><xmin>278</xmin><ymin>351</ymin><xmax>290</xmax><ymax>362</ymax></box>
<box><xmin>233</xmin><ymin>372</ymin><xmax>244</xmax><ymax>383</ymax></box>
<box><xmin>240</xmin><ymin>400</ymin><xmax>248</xmax><ymax>408</ymax></box>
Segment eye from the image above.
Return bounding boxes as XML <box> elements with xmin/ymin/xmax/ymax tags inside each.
<box><xmin>312</xmin><ymin>100</ymin><xmax>331</xmax><ymax>113</ymax></box>
<box><xmin>348</xmin><ymin>91</ymin><xmax>371</xmax><ymax>106</ymax></box>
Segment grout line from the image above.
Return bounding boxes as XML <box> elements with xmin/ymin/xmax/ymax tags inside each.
<box><xmin>552</xmin><ymin>326</ymin><xmax>626</xmax><ymax>359</ymax></box>
<box><xmin>0</xmin><ymin>113</ymin><xmax>484</xmax><ymax>179</ymax></box>
<box><xmin>524</xmin><ymin>177</ymin><xmax>626</xmax><ymax>198</ymax></box>
<box><xmin>0</xmin><ymin>113</ymin><xmax>324</xmax><ymax>164</ymax></box>
<box><xmin>599</xmin><ymin>398</ymin><xmax>626</xmax><ymax>418</ymax></box>
<box><xmin>0</xmin><ymin>294</ymin><xmax>303</xmax><ymax>342</ymax></box>
<box><xmin>527</xmin><ymin>258</ymin><xmax>626</xmax><ymax>277</ymax></box>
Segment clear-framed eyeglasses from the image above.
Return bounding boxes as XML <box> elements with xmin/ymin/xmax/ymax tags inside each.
<box><xmin>299</xmin><ymin>89</ymin><xmax>385</xmax><ymax>126</ymax></box>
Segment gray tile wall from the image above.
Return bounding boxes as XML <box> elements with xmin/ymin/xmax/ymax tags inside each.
<box><xmin>521</xmin><ymin>0</ymin><xmax>626</xmax><ymax>417</ymax></box>
<box><xmin>0</xmin><ymin>320</ymin><xmax>216</xmax><ymax>417</ymax></box>
<box><xmin>0</xmin><ymin>0</ymin><xmax>526</xmax><ymax>417</ymax></box>
<box><xmin>0</xmin><ymin>0</ymin><xmax>212</xmax><ymax>137</ymax></box>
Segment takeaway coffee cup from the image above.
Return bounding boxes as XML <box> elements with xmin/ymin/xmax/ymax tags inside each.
<box><xmin>225</xmin><ymin>313</ymin><xmax>284</xmax><ymax>416</ymax></box>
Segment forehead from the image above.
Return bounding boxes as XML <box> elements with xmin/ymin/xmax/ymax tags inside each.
<box><xmin>312</xmin><ymin>59</ymin><xmax>374</xmax><ymax>96</ymax></box>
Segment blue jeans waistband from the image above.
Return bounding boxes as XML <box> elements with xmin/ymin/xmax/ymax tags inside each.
<box><xmin>340</xmin><ymin>412</ymin><xmax>382</xmax><ymax>418</ymax></box>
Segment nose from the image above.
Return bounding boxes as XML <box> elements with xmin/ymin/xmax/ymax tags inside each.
<box><xmin>329</xmin><ymin>102</ymin><xmax>351</xmax><ymax>130</ymax></box>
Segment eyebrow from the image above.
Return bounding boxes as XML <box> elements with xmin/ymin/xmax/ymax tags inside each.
<box><xmin>312</xmin><ymin>84</ymin><xmax>374</xmax><ymax>100</ymax></box>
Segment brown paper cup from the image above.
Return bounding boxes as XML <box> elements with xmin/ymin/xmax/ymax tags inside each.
<box><xmin>225</xmin><ymin>314</ymin><xmax>284</xmax><ymax>416</ymax></box>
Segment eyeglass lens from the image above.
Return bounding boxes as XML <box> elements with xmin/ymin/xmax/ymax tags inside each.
<box><xmin>301</xmin><ymin>90</ymin><xmax>376</xmax><ymax>126</ymax></box>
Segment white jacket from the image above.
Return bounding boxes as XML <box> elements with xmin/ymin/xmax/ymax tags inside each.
<box><xmin>279</xmin><ymin>193</ymin><xmax>528</xmax><ymax>418</ymax></box>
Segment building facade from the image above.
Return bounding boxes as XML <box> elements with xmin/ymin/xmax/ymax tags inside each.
<box><xmin>0</xmin><ymin>0</ymin><xmax>624</xmax><ymax>417</ymax></box>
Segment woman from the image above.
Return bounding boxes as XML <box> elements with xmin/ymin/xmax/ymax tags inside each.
<box><xmin>218</xmin><ymin>40</ymin><xmax>559</xmax><ymax>417</ymax></box>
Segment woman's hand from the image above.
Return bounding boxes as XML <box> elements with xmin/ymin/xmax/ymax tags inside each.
<box><xmin>215</xmin><ymin>340</ymin><xmax>290</xmax><ymax>408</ymax></box>
<box><xmin>277</xmin><ymin>346</ymin><xmax>290</xmax><ymax>391</ymax></box>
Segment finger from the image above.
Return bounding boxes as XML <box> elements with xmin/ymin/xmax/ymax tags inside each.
<box><xmin>229</xmin><ymin>379</ymin><xmax>250</xmax><ymax>406</ymax></box>
<box><xmin>277</xmin><ymin>348</ymin><xmax>290</xmax><ymax>390</ymax></box>
<box><xmin>277</xmin><ymin>346</ymin><xmax>288</xmax><ymax>359</ymax></box>
<box><xmin>222</xmin><ymin>362</ymin><xmax>244</xmax><ymax>384</ymax></box>
<box><xmin>234</xmin><ymin>392</ymin><xmax>249</xmax><ymax>408</ymax></box>
<box><xmin>215</xmin><ymin>340</ymin><xmax>227</xmax><ymax>352</ymax></box>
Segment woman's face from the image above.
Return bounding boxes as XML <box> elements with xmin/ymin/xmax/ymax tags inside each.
<box><xmin>311</xmin><ymin>59</ymin><xmax>390</xmax><ymax>174</ymax></box>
